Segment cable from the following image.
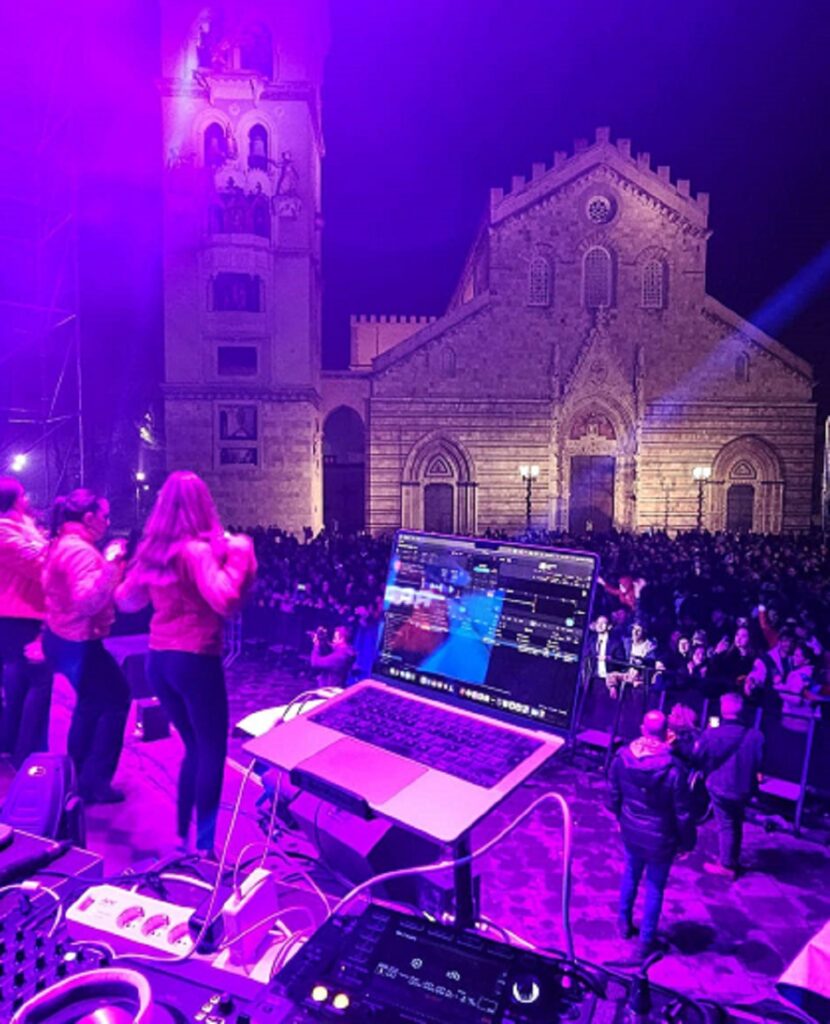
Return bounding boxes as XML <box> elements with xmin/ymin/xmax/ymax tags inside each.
<box><xmin>258</xmin><ymin>769</ymin><xmax>282</xmax><ymax>871</ymax></box>
<box><xmin>329</xmin><ymin>790</ymin><xmax>576</xmax><ymax>962</ymax></box>
<box><xmin>112</xmin><ymin>759</ymin><xmax>257</xmax><ymax>965</ymax></box>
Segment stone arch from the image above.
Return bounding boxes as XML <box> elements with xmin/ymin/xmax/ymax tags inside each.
<box><xmin>559</xmin><ymin>396</ymin><xmax>636</xmax><ymax>532</ymax></box>
<box><xmin>323</xmin><ymin>405</ymin><xmax>365</xmax><ymax>533</ymax></box>
<box><xmin>710</xmin><ymin>435</ymin><xmax>784</xmax><ymax>533</ymax></box>
<box><xmin>192</xmin><ymin>109</ymin><xmax>233</xmax><ymax>166</ymax></box>
<box><xmin>401</xmin><ymin>433</ymin><xmax>476</xmax><ymax>534</ymax></box>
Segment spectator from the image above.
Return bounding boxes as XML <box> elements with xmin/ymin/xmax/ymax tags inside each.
<box><xmin>693</xmin><ymin>692</ymin><xmax>764</xmax><ymax>879</ymax></box>
<box><xmin>609</xmin><ymin>710</ymin><xmax>696</xmax><ymax>959</ymax></box>
<box><xmin>310</xmin><ymin>625</ymin><xmax>357</xmax><ymax>689</ymax></box>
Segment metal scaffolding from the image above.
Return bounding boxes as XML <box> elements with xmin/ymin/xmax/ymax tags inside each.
<box><xmin>0</xmin><ymin>9</ymin><xmax>82</xmax><ymax>509</ymax></box>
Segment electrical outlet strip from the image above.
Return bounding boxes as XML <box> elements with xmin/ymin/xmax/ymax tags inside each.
<box><xmin>66</xmin><ymin>884</ymin><xmax>197</xmax><ymax>957</ymax></box>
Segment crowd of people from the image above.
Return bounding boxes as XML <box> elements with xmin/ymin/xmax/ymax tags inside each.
<box><xmin>2</xmin><ymin>486</ymin><xmax>830</xmax><ymax>959</ymax></box>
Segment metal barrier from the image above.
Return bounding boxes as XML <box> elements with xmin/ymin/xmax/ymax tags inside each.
<box><xmin>223</xmin><ymin>613</ymin><xmax>243</xmax><ymax>668</ymax></box>
<box><xmin>575</xmin><ymin>669</ymin><xmax>829</xmax><ymax>833</ymax></box>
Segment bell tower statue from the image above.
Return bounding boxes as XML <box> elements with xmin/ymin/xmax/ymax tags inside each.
<box><xmin>160</xmin><ymin>2</ymin><xmax>328</xmax><ymax>530</ymax></box>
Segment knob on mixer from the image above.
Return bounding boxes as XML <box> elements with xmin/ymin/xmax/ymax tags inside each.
<box><xmin>511</xmin><ymin>973</ymin><xmax>542</xmax><ymax>1005</ymax></box>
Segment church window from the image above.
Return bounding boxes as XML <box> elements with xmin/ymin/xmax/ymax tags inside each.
<box><xmin>583</xmin><ymin>246</ymin><xmax>613</xmax><ymax>309</ymax></box>
<box><xmin>204</xmin><ymin>123</ymin><xmax>227</xmax><ymax>167</ymax></box>
<box><xmin>641</xmin><ymin>258</ymin><xmax>666</xmax><ymax>309</ymax></box>
<box><xmin>586</xmin><ymin>195</ymin><xmax>615</xmax><ymax>224</ymax></box>
<box><xmin>211</xmin><ymin>272</ymin><xmax>262</xmax><ymax>312</ymax></box>
<box><xmin>248</xmin><ymin>125</ymin><xmax>269</xmax><ymax>171</ymax></box>
<box><xmin>527</xmin><ymin>257</ymin><xmax>551</xmax><ymax>306</ymax></box>
<box><xmin>735</xmin><ymin>354</ymin><xmax>750</xmax><ymax>383</ymax></box>
<box><xmin>440</xmin><ymin>347</ymin><xmax>457</xmax><ymax>377</ymax></box>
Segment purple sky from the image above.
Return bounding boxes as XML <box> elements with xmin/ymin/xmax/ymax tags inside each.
<box><xmin>4</xmin><ymin>0</ymin><xmax>830</xmax><ymax>446</ymax></box>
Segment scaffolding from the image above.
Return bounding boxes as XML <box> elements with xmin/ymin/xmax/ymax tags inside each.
<box><xmin>0</xmin><ymin>9</ymin><xmax>82</xmax><ymax>510</ymax></box>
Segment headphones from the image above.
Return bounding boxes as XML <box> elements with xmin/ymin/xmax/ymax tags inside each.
<box><xmin>11</xmin><ymin>969</ymin><xmax>157</xmax><ymax>1024</ymax></box>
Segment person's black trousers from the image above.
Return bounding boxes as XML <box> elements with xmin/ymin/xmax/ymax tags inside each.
<box><xmin>711</xmin><ymin>793</ymin><xmax>746</xmax><ymax>870</ymax></box>
<box><xmin>0</xmin><ymin>617</ymin><xmax>53</xmax><ymax>768</ymax></box>
<box><xmin>147</xmin><ymin>650</ymin><xmax>228</xmax><ymax>853</ymax></box>
<box><xmin>42</xmin><ymin>630</ymin><xmax>130</xmax><ymax>798</ymax></box>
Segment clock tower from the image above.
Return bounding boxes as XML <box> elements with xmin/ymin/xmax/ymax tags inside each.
<box><xmin>160</xmin><ymin>2</ymin><xmax>328</xmax><ymax>529</ymax></box>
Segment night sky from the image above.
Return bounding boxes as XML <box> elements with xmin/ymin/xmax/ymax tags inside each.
<box><xmin>5</xmin><ymin>0</ymin><xmax>830</xmax><ymax>457</ymax></box>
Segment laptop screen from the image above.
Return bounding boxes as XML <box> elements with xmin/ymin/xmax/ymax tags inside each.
<box><xmin>373</xmin><ymin>531</ymin><xmax>597</xmax><ymax>734</ymax></box>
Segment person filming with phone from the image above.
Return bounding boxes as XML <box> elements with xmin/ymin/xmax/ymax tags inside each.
<box><xmin>310</xmin><ymin>625</ymin><xmax>356</xmax><ymax>689</ymax></box>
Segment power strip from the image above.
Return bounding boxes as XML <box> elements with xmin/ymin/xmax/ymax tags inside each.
<box><xmin>66</xmin><ymin>884</ymin><xmax>196</xmax><ymax>956</ymax></box>
<box><xmin>65</xmin><ymin>873</ymin><xmax>329</xmax><ymax>1000</ymax></box>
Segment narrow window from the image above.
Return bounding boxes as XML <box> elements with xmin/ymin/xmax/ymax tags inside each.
<box><xmin>583</xmin><ymin>246</ymin><xmax>613</xmax><ymax>309</ymax></box>
<box><xmin>528</xmin><ymin>256</ymin><xmax>551</xmax><ymax>306</ymax></box>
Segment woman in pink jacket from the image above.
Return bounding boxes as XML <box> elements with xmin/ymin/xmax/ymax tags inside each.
<box><xmin>0</xmin><ymin>477</ymin><xmax>52</xmax><ymax>766</ymax></box>
<box><xmin>42</xmin><ymin>489</ymin><xmax>131</xmax><ymax>804</ymax></box>
<box><xmin>117</xmin><ymin>471</ymin><xmax>256</xmax><ymax>857</ymax></box>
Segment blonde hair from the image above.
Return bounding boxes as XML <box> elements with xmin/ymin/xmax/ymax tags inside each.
<box><xmin>133</xmin><ymin>471</ymin><xmax>222</xmax><ymax>584</ymax></box>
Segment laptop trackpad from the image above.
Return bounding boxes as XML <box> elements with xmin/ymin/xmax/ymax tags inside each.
<box><xmin>295</xmin><ymin>738</ymin><xmax>428</xmax><ymax>804</ymax></box>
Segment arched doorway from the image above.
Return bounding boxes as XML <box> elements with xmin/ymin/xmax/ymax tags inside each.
<box><xmin>323</xmin><ymin>406</ymin><xmax>365</xmax><ymax>533</ymax></box>
<box><xmin>401</xmin><ymin>435</ymin><xmax>476</xmax><ymax>534</ymax></box>
<box><xmin>561</xmin><ymin>402</ymin><xmax>635</xmax><ymax>533</ymax></box>
<box><xmin>726</xmin><ymin>484</ymin><xmax>755</xmax><ymax>532</ymax></box>
<box><xmin>710</xmin><ymin>436</ymin><xmax>784</xmax><ymax>533</ymax></box>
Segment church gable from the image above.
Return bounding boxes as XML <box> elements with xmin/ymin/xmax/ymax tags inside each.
<box><xmin>489</xmin><ymin>127</ymin><xmax>709</xmax><ymax>236</ymax></box>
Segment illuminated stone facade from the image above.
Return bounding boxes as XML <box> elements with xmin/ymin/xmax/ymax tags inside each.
<box><xmin>160</xmin><ymin>2</ymin><xmax>327</xmax><ymax>530</ymax></box>
<box><xmin>329</xmin><ymin>128</ymin><xmax>815</xmax><ymax>535</ymax></box>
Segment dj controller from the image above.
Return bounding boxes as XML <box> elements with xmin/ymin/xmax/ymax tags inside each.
<box><xmin>2</xmin><ymin>887</ymin><xmax>726</xmax><ymax>1024</ymax></box>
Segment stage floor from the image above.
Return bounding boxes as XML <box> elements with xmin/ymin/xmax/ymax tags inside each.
<box><xmin>9</xmin><ymin>650</ymin><xmax>830</xmax><ymax>1014</ymax></box>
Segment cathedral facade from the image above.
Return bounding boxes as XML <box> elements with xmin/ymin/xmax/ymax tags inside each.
<box><xmin>158</xmin><ymin>10</ymin><xmax>814</xmax><ymax>535</ymax></box>
<box><xmin>160</xmin><ymin>2</ymin><xmax>327</xmax><ymax>529</ymax></box>
<box><xmin>327</xmin><ymin>128</ymin><xmax>815</xmax><ymax>535</ymax></box>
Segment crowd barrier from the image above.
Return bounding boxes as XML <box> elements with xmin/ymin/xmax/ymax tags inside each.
<box><xmin>575</xmin><ymin>660</ymin><xmax>830</xmax><ymax>834</ymax></box>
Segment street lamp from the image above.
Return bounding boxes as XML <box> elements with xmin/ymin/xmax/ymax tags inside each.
<box><xmin>692</xmin><ymin>465</ymin><xmax>711</xmax><ymax>530</ymax></box>
<box><xmin>134</xmin><ymin>470</ymin><xmax>147</xmax><ymax>522</ymax></box>
<box><xmin>10</xmin><ymin>453</ymin><xmax>27</xmax><ymax>473</ymax></box>
<box><xmin>519</xmin><ymin>464</ymin><xmax>540</xmax><ymax>531</ymax></box>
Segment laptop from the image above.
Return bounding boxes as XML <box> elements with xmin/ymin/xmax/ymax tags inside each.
<box><xmin>244</xmin><ymin>531</ymin><xmax>597</xmax><ymax>844</ymax></box>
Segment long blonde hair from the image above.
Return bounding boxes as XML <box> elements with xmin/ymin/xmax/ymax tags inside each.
<box><xmin>133</xmin><ymin>471</ymin><xmax>223</xmax><ymax>584</ymax></box>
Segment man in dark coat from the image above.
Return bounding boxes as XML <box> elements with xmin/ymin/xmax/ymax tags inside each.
<box><xmin>609</xmin><ymin>710</ymin><xmax>696</xmax><ymax>958</ymax></box>
<box><xmin>693</xmin><ymin>691</ymin><xmax>763</xmax><ymax>879</ymax></box>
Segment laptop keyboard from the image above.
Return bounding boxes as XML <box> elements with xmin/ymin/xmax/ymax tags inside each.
<box><xmin>309</xmin><ymin>687</ymin><xmax>544</xmax><ymax>789</ymax></box>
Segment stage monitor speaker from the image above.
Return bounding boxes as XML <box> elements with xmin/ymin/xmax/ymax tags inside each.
<box><xmin>0</xmin><ymin>753</ymin><xmax>86</xmax><ymax>846</ymax></box>
<box><xmin>289</xmin><ymin>791</ymin><xmax>455</xmax><ymax>907</ymax></box>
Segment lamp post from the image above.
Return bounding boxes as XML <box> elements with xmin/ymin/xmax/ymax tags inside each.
<box><xmin>692</xmin><ymin>465</ymin><xmax>711</xmax><ymax>531</ymax></box>
<box><xmin>519</xmin><ymin>464</ymin><xmax>540</xmax><ymax>531</ymax></box>
<box><xmin>134</xmin><ymin>470</ymin><xmax>147</xmax><ymax>524</ymax></box>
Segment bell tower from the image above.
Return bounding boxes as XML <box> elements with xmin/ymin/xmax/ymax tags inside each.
<box><xmin>160</xmin><ymin>2</ymin><xmax>328</xmax><ymax>529</ymax></box>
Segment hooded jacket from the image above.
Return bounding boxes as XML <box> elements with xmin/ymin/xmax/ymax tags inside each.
<box><xmin>0</xmin><ymin>514</ymin><xmax>48</xmax><ymax>621</ymax></box>
<box><xmin>609</xmin><ymin>736</ymin><xmax>696</xmax><ymax>860</ymax></box>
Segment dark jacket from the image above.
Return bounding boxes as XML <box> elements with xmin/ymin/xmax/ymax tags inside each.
<box><xmin>693</xmin><ymin>722</ymin><xmax>764</xmax><ymax>801</ymax></box>
<box><xmin>609</xmin><ymin>737</ymin><xmax>696</xmax><ymax>860</ymax></box>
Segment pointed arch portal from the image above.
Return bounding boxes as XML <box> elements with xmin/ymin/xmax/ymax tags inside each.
<box><xmin>402</xmin><ymin>434</ymin><xmax>477</xmax><ymax>534</ymax></box>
